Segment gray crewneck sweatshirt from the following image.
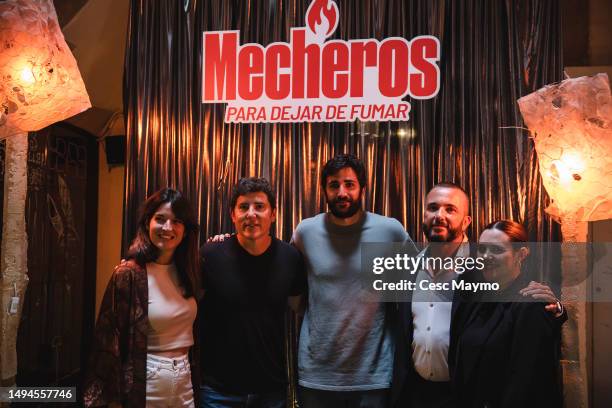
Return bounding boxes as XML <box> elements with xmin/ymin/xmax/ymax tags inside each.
<box><xmin>292</xmin><ymin>211</ymin><xmax>414</xmax><ymax>391</ymax></box>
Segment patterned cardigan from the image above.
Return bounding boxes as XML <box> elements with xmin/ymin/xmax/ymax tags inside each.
<box><xmin>83</xmin><ymin>260</ymin><xmax>200</xmax><ymax>407</ymax></box>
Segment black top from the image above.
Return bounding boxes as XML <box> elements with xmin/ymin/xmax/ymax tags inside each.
<box><xmin>199</xmin><ymin>236</ymin><xmax>306</xmax><ymax>394</ymax></box>
<box><xmin>452</xmin><ymin>274</ymin><xmax>563</xmax><ymax>408</ymax></box>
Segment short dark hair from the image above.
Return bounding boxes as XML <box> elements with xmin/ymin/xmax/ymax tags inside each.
<box><xmin>484</xmin><ymin>220</ymin><xmax>528</xmax><ymax>243</ymax></box>
<box><xmin>431</xmin><ymin>182</ymin><xmax>469</xmax><ymax>199</ymax></box>
<box><xmin>429</xmin><ymin>182</ymin><xmax>470</xmax><ymax>213</ymax></box>
<box><xmin>126</xmin><ymin>188</ymin><xmax>201</xmax><ymax>299</ymax></box>
<box><xmin>321</xmin><ymin>154</ymin><xmax>366</xmax><ymax>190</ymax></box>
<box><xmin>230</xmin><ymin>177</ymin><xmax>276</xmax><ymax>210</ymax></box>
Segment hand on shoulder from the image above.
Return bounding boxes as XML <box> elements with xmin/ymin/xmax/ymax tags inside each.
<box><xmin>518</xmin><ymin>281</ymin><xmax>563</xmax><ymax>317</ymax></box>
<box><xmin>207</xmin><ymin>233</ymin><xmax>232</xmax><ymax>243</ymax></box>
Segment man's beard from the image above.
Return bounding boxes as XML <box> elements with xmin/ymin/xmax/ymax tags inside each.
<box><xmin>328</xmin><ymin>197</ymin><xmax>361</xmax><ymax>219</ymax></box>
<box><xmin>422</xmin><ymin>222</ymin><xmax>462</xmax><ymax>242</ymax></box>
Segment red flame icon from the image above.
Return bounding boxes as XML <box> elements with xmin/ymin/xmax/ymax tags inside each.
<box><xmin>306</xmin><ymin>0</ymin><xmax>339</xmax><ymax>37</ymax></box>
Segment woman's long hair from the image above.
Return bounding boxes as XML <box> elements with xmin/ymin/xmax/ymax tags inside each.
<box><xmin>126</xmin><ymin>188</ymin><xmax>201</xmax><ymax>299</ymax></box>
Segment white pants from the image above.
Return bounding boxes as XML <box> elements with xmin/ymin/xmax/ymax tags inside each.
<box><xmin>146</xmin><ymin>353</ymin><xmax>195</xmax><ymax>407</ymax></box>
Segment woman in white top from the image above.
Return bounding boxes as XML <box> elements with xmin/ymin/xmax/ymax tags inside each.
<box><xmin>84</xmin><ymin>188</ymin><xmax>202</xmax><ymax>407</ymax></box>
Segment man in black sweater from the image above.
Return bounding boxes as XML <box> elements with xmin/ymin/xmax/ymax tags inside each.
<box><xmin>198</xmin><ymin>178</ymin><xmax>306</xmax><ymax>408</ymax></box>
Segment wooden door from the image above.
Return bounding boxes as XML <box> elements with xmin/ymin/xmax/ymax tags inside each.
<box><xmin>17</xmin><ymin>123</ymin><xmax>98</xmax><ymax>388</ymax></box>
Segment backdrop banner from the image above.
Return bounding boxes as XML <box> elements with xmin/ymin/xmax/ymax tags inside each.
<box><xmin>124</xmin><ymin>0</ymin><xmax>562</xmax><ymax>246</ymax></box>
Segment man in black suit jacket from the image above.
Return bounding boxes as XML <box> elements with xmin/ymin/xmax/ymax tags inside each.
<box><xmin>389</xmin><ymin>183</ymin><xmax>564</xmax><ymax>408</ymax></box>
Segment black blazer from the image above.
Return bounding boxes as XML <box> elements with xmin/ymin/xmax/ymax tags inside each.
<box><xmin>388</xmin><ymin>248</ymin><xmax>566</xmax><ymax>408</ymax></box>
<box><xmin>451</xmin><ymin>275</ymin><xmax>563</xmax><ymax>408</ymax></box>
<box><xmin>389</xmin><ymin>246</ymin><xmax>479</xmax><ymax>408</ymax></box>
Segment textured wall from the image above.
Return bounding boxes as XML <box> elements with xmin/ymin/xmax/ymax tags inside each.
<box><xmin>0</xmin><ymin>132</ymin><xmax>28</xmax><ymax>384</ymax></box>
<box><xmin>560</xmin><ymin>220</ymin><xmax>590</xmax><ymax>408</ymax></box>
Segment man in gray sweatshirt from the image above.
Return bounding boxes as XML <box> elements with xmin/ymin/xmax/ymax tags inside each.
<box><xmin>291</xmin><ymin>154</ymin><xmax>416</xmax><ymax>408</ymax></box>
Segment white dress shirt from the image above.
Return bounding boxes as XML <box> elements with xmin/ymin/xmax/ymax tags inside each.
<box><xmin>411</xmin><ymin>236</ymin><xmax>469</xmax><ymax>382</ymax></box>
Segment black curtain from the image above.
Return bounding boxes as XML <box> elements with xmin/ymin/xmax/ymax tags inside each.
<box><xmin>123</xmin><ymin>0</ymin><xmax>562</xmax><ymax>249</ymax></box>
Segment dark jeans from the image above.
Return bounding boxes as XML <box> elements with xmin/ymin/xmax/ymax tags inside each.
<box><xmin>298</xmin><ymin>386</ymin><xmax>388</xmax><ymax>408</ymax></box>
<box><xmin>200</xmin><ymin>385</ymin><xmax>286</xmax><ymax>408</ymax></box>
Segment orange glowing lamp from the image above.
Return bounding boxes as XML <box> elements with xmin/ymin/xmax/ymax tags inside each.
<box><xmin>0</xmin><ymin>0</ymin><xmax>91</xmax><ymax>136</ymax></box>
<box><xmin>518</xmin><ymin>74</ymin><xmax>612</xmax><ymax>224</ymax></box>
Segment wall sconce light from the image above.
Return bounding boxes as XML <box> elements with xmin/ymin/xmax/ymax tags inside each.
<box><xmin>518</xmin><ymin>73</ymin><xmax>612</xmax><ymax>230</ymax></box>
<box><xmin>0</xmin><ymin>0</ymin><xmax>91</xmax><ymax>135</ymax></box>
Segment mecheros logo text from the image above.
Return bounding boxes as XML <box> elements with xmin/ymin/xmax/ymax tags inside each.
<box><xmin>202</xmin><ymin>0</ymin><xmax>440</xmax><ymax>123</ymax></box>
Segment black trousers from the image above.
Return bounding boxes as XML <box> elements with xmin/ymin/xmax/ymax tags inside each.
<box><xmin>298</xmin><ymin>386</ymin><xmax>388</xmax><ymax>408</ymax></box>
<box><xmin>408</xmin><ymin>374</ymin><xmax>454</xmax><ymax>408</ymax></box>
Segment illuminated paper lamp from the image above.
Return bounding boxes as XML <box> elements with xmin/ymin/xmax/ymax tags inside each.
<box><xmin>518</xmin><ymin>74</ymin><xmax>612</xmax><ymax>408</ymax></box>
<box><xmin>0</xmin><ymin>0</ymin><xmax>91</xmax><ymax>383</ymax></box>
<box><xmin>517</xmin><ymin>73</ymin><xmax>612</xmax><ymax>229</ymax></box>
<box><xmin>0</xmin><ymin>0</ymin><xmax>91</xmax><ymax>133</ymax></box>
